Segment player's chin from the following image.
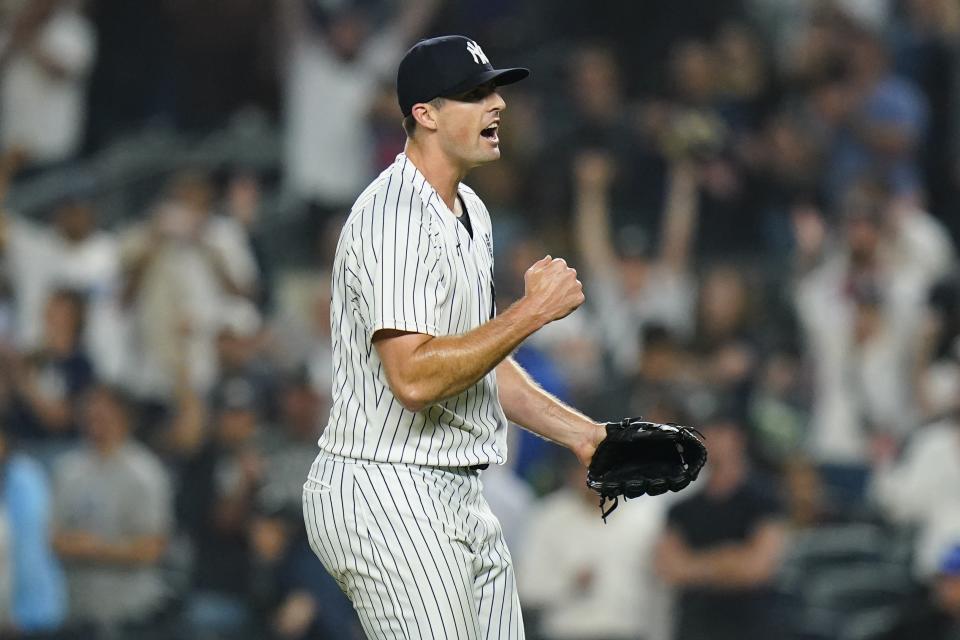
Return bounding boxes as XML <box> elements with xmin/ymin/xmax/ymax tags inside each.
<box><xmin>476</xmin><ymin>141</ymin><xmax>501</xmax><ymax>162</ymax></box>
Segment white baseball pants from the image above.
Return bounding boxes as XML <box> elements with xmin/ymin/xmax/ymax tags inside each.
<box><xmin>302</xmin><ymin>452</ymin><xmax>525</xmax><ymax>639</ymax></box>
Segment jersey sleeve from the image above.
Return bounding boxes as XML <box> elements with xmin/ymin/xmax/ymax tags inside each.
<box><xmin>369</xmin><ymin>206</ymin><xmax>448</xmax><ymax>339</ymax></box>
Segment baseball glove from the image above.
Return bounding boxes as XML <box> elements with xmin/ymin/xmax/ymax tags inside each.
<box><xmin>587</xmin><ymin>418</ymin><xmax>707</xmax><ymax>521</ymax></box>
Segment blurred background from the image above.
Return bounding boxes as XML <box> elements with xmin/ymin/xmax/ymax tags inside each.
<box><xmin>1</xmin><ymin>0</ymin><xmax>960</xmax><ymax>638</ymax></box>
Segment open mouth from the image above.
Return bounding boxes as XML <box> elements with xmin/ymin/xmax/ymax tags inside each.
<box><xmin>480</xmin><ymin>123</ymin><xmax>499</xmax><ymax>143</ymax></box>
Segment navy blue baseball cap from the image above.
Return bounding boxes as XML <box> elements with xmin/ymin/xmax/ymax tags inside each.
<box><xmin>397</xmin><ymin>35</ymin><xmax>529</xmax><ymax>117</ymax></box>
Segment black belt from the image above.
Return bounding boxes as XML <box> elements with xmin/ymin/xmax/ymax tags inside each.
<box><xmin>468</xmin><ymin>464</ymin><xmax>489</xmax><ymax>471</ymax></box>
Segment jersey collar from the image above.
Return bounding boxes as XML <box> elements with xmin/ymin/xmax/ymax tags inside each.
<box><xmin>396</xmin><ymin>153</ymin><xmax>467</xmax><ymax>219</ymax></box>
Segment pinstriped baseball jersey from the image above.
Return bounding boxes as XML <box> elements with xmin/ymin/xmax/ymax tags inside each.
<box><xmin>319</xmin><ymin>153</ymin><xmax>508</xmax><ymax>467</ymax></box>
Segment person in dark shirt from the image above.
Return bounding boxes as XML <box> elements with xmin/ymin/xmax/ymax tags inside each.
<box><xmin>6</xmin><ymin>289</ymin><xmax>94</xmax><ymax>442</ymax></box>
<box><xmin>655</xmin><ymin>412</ymin><xmax>787</xmax><ymax>640</ymax></box>
<box><xmin>177</xmin><ymin>380</ymin><xmax>265</xmax><ymax>638</ymax></box>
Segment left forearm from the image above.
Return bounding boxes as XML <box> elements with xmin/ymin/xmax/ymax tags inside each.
<box><xmin>92</xmin><ymin>537</ymin><xmax>167</xmax><ymax>566</ymax></box>
<box><xmin>661</xmin><ymin>523</ymin><xmax>787</xmax><ymax>588</ymax></box>
<box><xmin>496</xmin><ymin>358</ymin><xmax>603</xmax><ymax>465</ymax></box>
<box><xmin>55</xmin><ymin>531</ymin><xmax>167</xmax><ymax>566</ymax></box>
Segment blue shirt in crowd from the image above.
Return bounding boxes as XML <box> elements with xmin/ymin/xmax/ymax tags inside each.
<box><xmin>2</xmin><ymin>454</ymin><xmax>67</xmax><ymax>631</ymax></box>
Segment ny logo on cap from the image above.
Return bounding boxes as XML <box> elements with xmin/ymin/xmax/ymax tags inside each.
<box><xmin>466</xmin><ymin>40</ymin><xmax>489</xmax><ymax>65</ymax></box>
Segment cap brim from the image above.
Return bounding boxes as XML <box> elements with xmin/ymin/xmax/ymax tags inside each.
<box><xmin>442</xmin><ymin>67</ymin><xmax>530</xmax><ymax>98</ymax></box>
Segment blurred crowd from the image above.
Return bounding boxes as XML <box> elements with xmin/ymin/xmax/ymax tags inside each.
<box><xmin>1</xmin><ymin>0</ymin><xmax>960</xmax><ymax>639</ymax></box>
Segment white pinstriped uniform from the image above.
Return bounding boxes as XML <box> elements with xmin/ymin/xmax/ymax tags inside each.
<box><xmin>304</xmin><ymin>153</ymin><xmax>523</xmax><ymax>638</ymax></box>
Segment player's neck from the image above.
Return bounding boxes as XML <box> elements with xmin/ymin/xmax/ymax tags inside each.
<box><xmin>404</xmin><ymin>140</ymin><xmax>467</xmax><ymax>213</ymax></box>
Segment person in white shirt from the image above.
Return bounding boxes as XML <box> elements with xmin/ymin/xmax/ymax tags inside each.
<box><xmin>792</xmin><ymin>181</ymin><xmax>945</xmax><ymax>463</ymax></box>
<box><xmin>0</xmin><ymin>0</ymin><xmax>96</xmax><ymax>168</ymax></box>
<box><xmin>280</xmin><ymin>0</ymin><xmax>439</xmax><ymax>210</ymax></box>
<box><xmin>120</xmin><ymin>171</ymin><xmax>259</xmax><ymax>400</ymax></box>
<box><xmin>870</xmin><ymin>418</ymin><xmax>960</xmax><ymax>578</ymax></box>
<box><xmin>573</xmin><ymin>150</ymin><xmax>699</xmax><ymax>377</ymax></box>
<box><xmin>518</xmin><ymin>456</ymin><xmax>669</xmax><ymax>640</ymax></box>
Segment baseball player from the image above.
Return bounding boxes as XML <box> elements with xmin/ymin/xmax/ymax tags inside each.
<box><xmin>303</xmin><ymin>35</ymin><xmax>607</xmax><ymax>639</ymax></box>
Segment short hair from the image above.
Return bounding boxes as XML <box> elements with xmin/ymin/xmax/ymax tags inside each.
<box><xmin>402</xmin><ymin>97</ymin><xmax>446</xmax><ymax>138</ymax></box>
<box><xmin>402</xmin><ymin>114</ymin><xmax>417</xmax><ymax>137</ymax></box>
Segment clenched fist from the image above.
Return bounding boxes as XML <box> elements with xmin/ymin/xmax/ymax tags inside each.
<box><xmin>522</xmin><ymin>255</ymin><xmax>585</xmax><ymax>325</ymax></box>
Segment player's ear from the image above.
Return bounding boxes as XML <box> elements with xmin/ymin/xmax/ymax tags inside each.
<box><xmin>411</xmin><ymin>102</ymin><xmax>440</xmax><ymax>132</ymax></box>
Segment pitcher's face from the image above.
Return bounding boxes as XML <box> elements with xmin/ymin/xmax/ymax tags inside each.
<box><xmin>434</xmin><ymin>81</ymin><xmax>506</xmax><ymax>168</ymax></box>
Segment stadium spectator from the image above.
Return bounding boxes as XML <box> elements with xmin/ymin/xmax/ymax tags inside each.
<box><xmin>713</xmin><ymin>22</ymin><xmax>774</xmax><ymax>135</ymax></box>
<box><xmin>807</xmin><ymin>25</ymin><xmax>929</xmax><ymax>206</ymax></box>
<box><xmin>4</xmin><ymin>288</ymin><xmax>93</xmax><ymax>446</ymax></box>
<box><xmin>742</xmin><ymin>112</ymin><xmax>824</xmax><ymax>258</ymax></box>
<box><xmin>889</xmin><ymin>0</ymin><xmax>960</xmax><ymax>228</ymax></box>
<box><xmin>249</xmin><ymin>511</ymin><xmax>361</xmax><ymax>640</ymax></box>
<box><xmin>211</xmin><ymin>298</ymin><xmax>274</xmax><ymax>424</ymax></box>
<box><xmin>748</xmin><ymin>349</ymin><xmax>808</xmax><ymax>466</ymax></box>
<box><xmin>45</xmin><ymin>185</ymin><xmax>126</xmax><ymax>383</ymax></box>
<box><xmin>573</xmin><ymin>150</ymin><xmax>698</xmax><ymax>377</ymax></box>
<box><xmin>249</xmin><ymin>373</ymin><xmax>358</xmax><ymax>639</ymax></box>
<box><xmin>871</xmin><ymin>416</ymin><xmax>960</xmax><ymax>578</ymax></box>
<box><xmin>793</xmin><ymin>181</ymin><xmax>932</xmax><ymax>464</ymax></box>
<box><xmin>0</xmin><ymin>171</ymin><xmax>122</xmax><ymax>366</ymax></box>
<box><xmin>220</xmin><ymin>168</ymin><xmax>273</xmax><ymax>312</ymax></box>
<box><xmin>279</xmin><ymin>0</ymin><xmax>439</xmax><ymax>221</ymax></box>
<box><xmin>267</xmin><ymin>274</ymin><xmax>333</xmax><ymax>396</ymax></box>
<box><xmin>519</xmin><ymin>455</ymin><xmax>669</xmax><ymax>640</ymax></box>
<box><xmin>613</xmin><ymin>326</ymin><xmax>696</xmax><ymax>421</ymax></box>
<box><xmin>655</xmin><ymin>413</ymin><xmax>788</xmax><ymax>640</ymax></box>
<box><xmin>690</xmin><ymin>264</ymin><xmax>761</xmax><ymax>415</ymax></box>
<box><xmin>52</xmin><ymin>384</ymin><xmax>172</xmax><ymax>631</ymax></box>
<box><xmin>538</xmin><ymin>44</ymin><xmax>673</xmax><ymax>237</ymax></box>
<box><xmin>177</xmin><ymin>379</ymin><xmax>265</xmax><ymax>638</ymax></box>
<box><xmin>0</xmin><ymin>426</ymin><xmax>66</xmax><ymax>635</ymax></box>
<box><xmin>256</xmin><ymin>370</ymin><xmax>324</xmax><ymax>520</ymax></box>
<box><xmin>120</xmin><ymin>171</ymin><xmax>259</xmax><ymax>401</ymax></box>
<box><xmin>0</xmin><ymin>0</ymin><xmax>96</xmax><ymax>170</ymax></box>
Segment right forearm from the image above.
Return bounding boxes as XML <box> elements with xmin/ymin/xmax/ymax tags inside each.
<box><xmin>387</xmin><ymin>299</ymin><xmax>545</xmax><ymax>412</ymax></box>
<box><xmin>572</xmin><ymin>152</ymin><xmax>618</xmax><ymax>276</ymax></box>
<box><xmin>396</xmin><ymin>0</ymin><xmax>441</xmax><ymax>41</ymax></box>
<box><xmin>573</xmin><ymin>184</ymin><xmax>616</xmax><ymax>276</ymax></box>
<box><xmin>378</xmin><ymin>254</ymin><xmax>584</xmax><ymax>412</ymax></box>
<box><xmin>659</xmin><ymin>161</ymin><xmax>698</xmax><ymax>270</ymax></box>
<box><xmin>121</xmin><ymin>254</ymin><xmax>153</xmax><ymax>305</ymax></box>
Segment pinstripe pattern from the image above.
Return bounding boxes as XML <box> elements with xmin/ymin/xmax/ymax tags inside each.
<box><xmin>306</xmin><ymin>153</ymin><xmax>524</xmax><ymax>637</ymax></box>
<box><xmin>319</xmin><ymin>153</ymin><xmax>507</xmax><ymax>467</ymax></box>
<box><xmin>304</xmin><ymin>453</ymin><xmax>524</xmax><ymax>639</ymax></box>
